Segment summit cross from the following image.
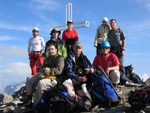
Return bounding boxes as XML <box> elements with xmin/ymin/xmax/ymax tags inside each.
<box><xmin>51</xmin><ymin>3</ymin><xmax>90</xmax><ymax>31</ymax></box>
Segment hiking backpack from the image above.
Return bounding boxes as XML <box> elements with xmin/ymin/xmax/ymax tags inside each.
<box><xmin>34</xmin><ymin>83</ymin><xmax>92</xmax><ymax>113</ymax></box>
<box><xmin>124</xmin><ymin>65</ymin><xmax>143</xmax><ymax>84</ymax></box>
<box><xmin>92</xmin><ymin>75</ymin><xmax>120</xmax><ymax>108</ymax></box>
<box><xmin>128</xmin><ymin>85</ymin><xmax>150</xmax><ymax>111</ymax></box>
<box><xmin>34</xmin><ymin>84</ymin><xmax>77</xmax><ymax>113</ymax></box>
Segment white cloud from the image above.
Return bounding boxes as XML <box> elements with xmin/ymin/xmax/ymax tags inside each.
<box><xmin>135</xmin><ymin>0</ymin><xmax>150</xmax><ymax>11</ymax></box>
<box><xmin>0</xmin><ymin>62</ymin><xmax>30</xmax><ymax>76</ymax></box>
<box><xmin>125</xmin><ymin>21</ymin><xmax>150</xmax><ymax>39</ymax></box>
<box><xmin>29</xmin><ymin>0</ymin><xmax>62</xmax><ymax>11</ymax></box>
<box><xmin>140</xmin><ymin>73</ymin><xmax>150</xmax><ymax>82</ymax></box>
<box><xmin>0</xmin><ymin>46</ymin><xmax>27</xmax><ymax>57</ymax></box>
<box><xmin>0</xmin><ymin>35</ymin><xmax>17</xmax><ymax>41</ymax></box>
<box><xmin>0</xmin><ymin>22</ymin><xmax>31</xmax><ymax>32</ymax></box>
<box><xmin>0</xmin><ymin>62</ymin><xmax>30</xmax><ymax>85</ymax></box>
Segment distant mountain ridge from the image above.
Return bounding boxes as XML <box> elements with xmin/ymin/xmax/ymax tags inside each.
<box><xmin>0</xmin><ymin>81</ymin><xmax>25</xmax><ymax>95</ymax></box>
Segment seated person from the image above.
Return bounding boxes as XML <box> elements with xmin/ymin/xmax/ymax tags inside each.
<box><xmin>65</xmin><ymin>41</ymin><xmax>93</xmax><ymax>88</ymax></box>
<box><xmin>92</xmin><ymin>41</ymin><xmax>120</xmax><ymax>85</ymax></box>
<box><xmin>65</xmin><ymin>41</ymin><xmax>93</xmax><ymax>111</ymax></box>
<box><xmin>19</xmin><ymin>41</ymin><xmax>65</xmax><ymax>107</ymax></box>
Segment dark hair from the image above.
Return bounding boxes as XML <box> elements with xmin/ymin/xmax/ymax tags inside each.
<box><xmin>46</xmin><ymin>40</ymin><xmax>58</xmax><ymax>50</ymax></box>
<box><xmin>110</xmin><ymin>19</ymin><xmax>117</xmax><ymax>22</ymax></box>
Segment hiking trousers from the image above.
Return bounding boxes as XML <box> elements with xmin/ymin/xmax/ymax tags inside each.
<box><xmin>29</xmin><ymin>52</ymin><xmax>44</xmax><ymax>76</ymax></box>
<box><xmin>26</xmin><ymin>76</ymin><xmax>57</xmax><ymax>106</ymax></box>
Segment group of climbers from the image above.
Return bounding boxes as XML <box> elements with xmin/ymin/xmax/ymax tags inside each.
<box><xmin>23</xmin><ymin>17</ymin><xmax>130</xmax><ymax>112</ymax></box>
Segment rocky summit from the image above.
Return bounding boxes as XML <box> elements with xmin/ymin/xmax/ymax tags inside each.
<box><xmin>0</xmin><ymin>83</ymin><xmax>150</xmax><ymax>113</ymax></box>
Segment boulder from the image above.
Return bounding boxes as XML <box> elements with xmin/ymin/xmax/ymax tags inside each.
<box><xmin>0</xmin><ymin>93</ymin><xmax>13</xmax><ymax>105</ymax></box>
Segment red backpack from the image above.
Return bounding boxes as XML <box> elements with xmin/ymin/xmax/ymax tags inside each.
<box><xmin>128</xmin><ymin>85</ymin><xmax>150</xmax><ymax>110</ymax></box>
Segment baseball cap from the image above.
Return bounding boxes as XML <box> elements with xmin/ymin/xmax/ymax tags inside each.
<box><xmin>67</xmin><ymin>20</ymin><xmax>73</xmax><ymax>24</ymax></box>
<box><xmin>73</xmin><ymin>41</ymin><xmax>82</xmax><ymax>48</ymax></box>
<box><xmin>102</xmin><ymin>17</ymin><xmax>108</xmax><ymax>22</ymax></box>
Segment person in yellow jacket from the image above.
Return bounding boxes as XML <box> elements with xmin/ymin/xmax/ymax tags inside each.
<box><xmin>94</xmin><ymin>17</ymin><xmax>110</xmax><ymax>55</ymax></box>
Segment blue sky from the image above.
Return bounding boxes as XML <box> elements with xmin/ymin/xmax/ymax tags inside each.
<box><xmin>0</xmin><ymin>0</ymin><xmax>150</xmax><ymax>86</ymax></box>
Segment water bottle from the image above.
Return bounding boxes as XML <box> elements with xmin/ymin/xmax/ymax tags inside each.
<box><xmin>81</xmin><ymin>84</ymin><xmax>92</xmax><ymax>101</ymax></box>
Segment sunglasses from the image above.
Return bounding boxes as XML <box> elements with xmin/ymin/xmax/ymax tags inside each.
<box><xmin>33</xmin><ymin>30</ymin><xmax>38</xmax><ymax>32</ymax></box>
<box><xmin>101</xmin><ymin>47</ymin><xmax>109</xmax><ymax>50</ymax></box>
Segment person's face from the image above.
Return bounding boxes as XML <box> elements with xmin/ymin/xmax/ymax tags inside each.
<box><xmin>52</xmin><ymin>31</ymin><xmax>59</xmax><ymax>38</ymax></box>
<box><xmin>101</xmin><ymin>47</ymin><xmax>110</xmax><ymax>56</ymax></box>
<box><xmin>102</xmin><ymin>21</ymin><xmax>108</xmax><ymax>26</ymax></box>
<box><xmin>67</xmin><ymin>23</ymin><xmax>73</xmax><ymax>29</ymax></box>
<box><xmin>32</xmin><ymin>30</ymin><xmax>39</xmax><ymax>36</ymax></box>
<box><xmin>110</xmin><ymin>20</ymin><xmax>116</xmax><ymax>29</ymax></box>
<box><xmin>47</xmin><ymin>45</ymin><xmax>57</xmax><ymax>56</ymax></box>
<box><xmin>73</xmin><ymin>46</ymin><xmax>82</xmax><ymax>57</ymax></box>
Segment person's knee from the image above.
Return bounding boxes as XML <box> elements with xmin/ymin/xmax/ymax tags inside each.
<box><xmin>109</xmin><ymin>70</ymin><xmax>120</xmax><ymax>84</ymax></box>
<box><xmin>26</xmin><ymin>76</ymin><xmax>32</xmax><ymax>86</ymax></box>
<box><xmin>26</xmin><ymin>76</ymin><xmax>39</xmax><ymax>86</ymax></box>
<box><xmin>36</xmin><ymin>79</ymin><xmax>57</xmax><ymax>92</ymax></box>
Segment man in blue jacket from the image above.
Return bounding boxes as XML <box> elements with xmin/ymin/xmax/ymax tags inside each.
<box><xmin>64</xmin><ymin>41</ymin><xmax>93</xmax><ymax>111</ymax></box>
<box><xmin>65</xmin><ymin>41</ymin><xmax>93</xmax><ymax>89</ymax></box>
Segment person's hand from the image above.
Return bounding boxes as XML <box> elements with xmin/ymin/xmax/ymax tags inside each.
<box><xmin>84</xmin><ymin>68</ymin><xmax>94</xmax><ymax>74</ymax></box>
<box><xmin>77</xmin><ymin>76</ymin><xmax>87</xmax><ymax>82</ymax></box>
<box><xmin>72</xmin><ymin>94</ymin><xmax>78</xmax><ymax>100</ymax></box>
<box><xmin>90</xmin><ymin>68</ymin><xmax>95</xmax><ymax>73</ymax></box>
<box><xmin>122</xmin><ymin>50</ymin><xmax>125</xmax><ymax>56</ymax></box>
<box><xmin>118</xmin><ymin>28</ymin><xmax>122</xmax><ymax>31</ymax></box>
<box><xmin>44</xmin><ymin>67</ymin><xmax>51</xmax><ymax>75</ymax></box>
<box><xmin>98</xmin><ymin>34</ymin><xmax>102</xmax><ymax>38</ymax></box>
<box><xmin>105</xmin><ymin>67</ymin><xmax>110</xmax><ymax>76</ymax></box>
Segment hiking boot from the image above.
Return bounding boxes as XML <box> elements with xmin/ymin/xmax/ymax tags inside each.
<box><xmin>84</xmin><ymin>100</ymin><xmax>92</xmax><ymax>111</ymax></box>
<box><xmin>18</xmin><ymin>96</ymin><xmax>32</xmax><ymax>107</ymax></box>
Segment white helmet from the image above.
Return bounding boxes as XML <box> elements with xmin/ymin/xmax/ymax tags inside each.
<box><xmin>32</xmin><ymin>27</ymin><xmax>39</xmax><ymax>32</ymax></box>
<box><xmin>102</xmin><ymin>17</ymin><xmax>108</xmax><ymax>22</ymax></box>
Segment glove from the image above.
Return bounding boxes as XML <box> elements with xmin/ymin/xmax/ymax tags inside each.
<box><xmin>44</xmin><ymin>67</ymin><xmax>51</xmax><ymax>76</ymax></box>
<box><xmin>38</xmin><ymin>73</ymin><xmax>45</xmax><ymax>79</ymax></box>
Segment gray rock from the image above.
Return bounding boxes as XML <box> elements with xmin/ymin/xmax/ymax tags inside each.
<box><xmin>0</xmin><ymin>93</ymin><xmax>13</xmax><ymax>105</ymax></box>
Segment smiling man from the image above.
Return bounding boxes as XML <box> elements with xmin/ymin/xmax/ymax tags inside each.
<box><xmin>92</xmin><ymin>41</ymin><xmax>120</xmax><ymax>85</ymax></box>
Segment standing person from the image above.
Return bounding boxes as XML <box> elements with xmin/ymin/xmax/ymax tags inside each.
<box><xmin>44</xmin><ymin>28</ymin><xmax>67</xmax><ymax>58</ymax></box>
<box><xmin>62</xmin><ymin>20</ymin><xmax>78</xmax><ymax>54</ymax></box>
<box><xmin>94</xmin><ymin>17</ymin><xmax>110</xmax><ymax>55</ymax></box>
<box><xmin>28</xmin><ymin>27</ymin><xmax>45</xmax><ymax>76</ymax></box>
<box><xmin>108</xmin><ymin>19</ymin><xmax>129</xmax><ymax>84</ymax></box>
<box><xmin>92</xmin><ymin>41</ymin><xmax>120</xmax><ymax>85</ymax></box>
<box><xmin>20</xmin><ymin>42</ymin><xmax>65</xmax><ymax>107</ymax></box>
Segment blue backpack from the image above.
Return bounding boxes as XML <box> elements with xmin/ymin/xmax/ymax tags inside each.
<box><xmin>92</xmin><ymin>75</ymin><xmax>120</xmax><ymax>108</ymax></box>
